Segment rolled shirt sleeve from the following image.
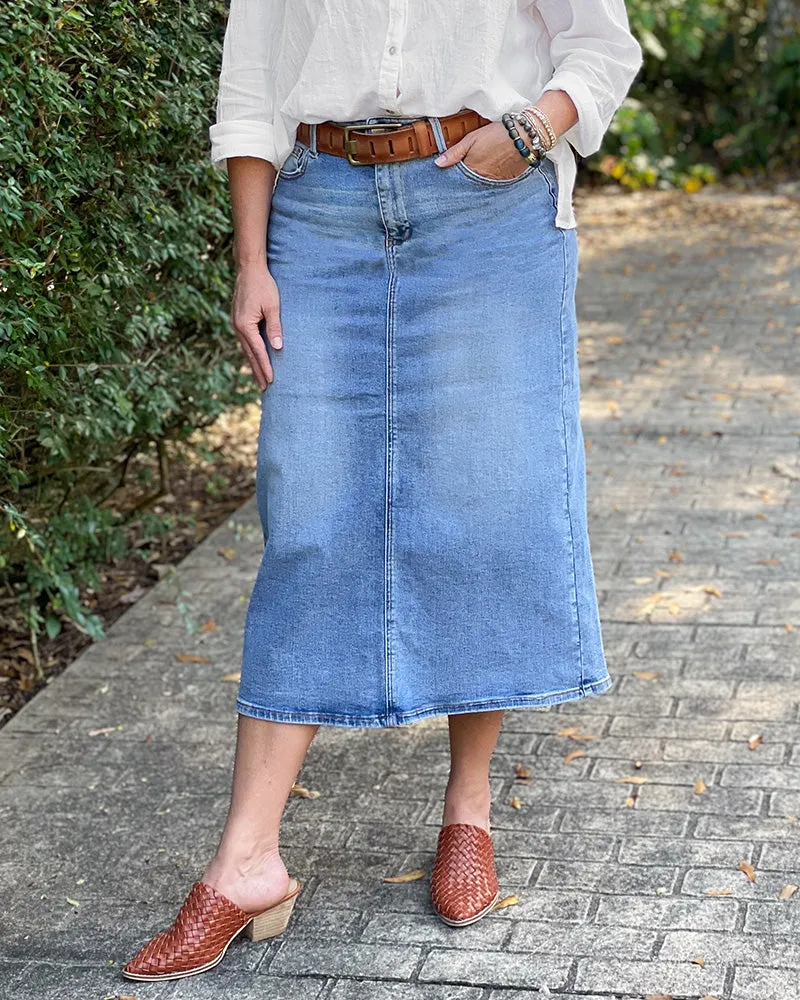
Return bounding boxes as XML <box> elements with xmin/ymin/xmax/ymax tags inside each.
<box><xmin>535</xmin><ymin>0</ymin><xmax>644</xmax><ymax>157</ymax></box>
<box><xmin>209</xmin><ymin>0</ymin><xmax>285</xmax><ymax>171</ymax></box>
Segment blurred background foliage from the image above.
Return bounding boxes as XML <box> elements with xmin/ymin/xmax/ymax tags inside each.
<box><xmin>602</xmin><ymin>0</ymin><xmax>800</xmax><ymax>189</ymax></box>
<box><xmin>1</xmin><ymin>0</ymin><xmax>798</xmax><ymax>657</ymax></box>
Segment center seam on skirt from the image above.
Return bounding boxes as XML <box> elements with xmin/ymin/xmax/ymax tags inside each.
<box><xmin>384</xmin><ymin>238</ymin><xmax>399</xmax><ymax>721</ymax></box>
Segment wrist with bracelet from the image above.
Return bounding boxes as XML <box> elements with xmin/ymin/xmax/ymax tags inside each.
<box><xmin>500</xmin><ymin>104</ymin><xmax>556</xmax><ymax>165</ymax></box>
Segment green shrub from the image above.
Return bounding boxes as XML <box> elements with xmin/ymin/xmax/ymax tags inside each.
<box><xmin>0</xmin><ymin>1</ymin><xmax>250</xmax><ymax>645</ymax></box>
<box><xmin>597</xmin><ymin>0</ymin><xmax>800</xmax><ymax>189</ymax></box>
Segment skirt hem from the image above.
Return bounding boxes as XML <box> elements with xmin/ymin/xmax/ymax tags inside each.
<box><xmin>236</xmin><ymin>673</ymin><xmax>614</xmax><ymax>729</ymax></box>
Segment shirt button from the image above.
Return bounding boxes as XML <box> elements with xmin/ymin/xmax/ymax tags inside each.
<box><xmin>388</xmin><ymin>45</ymin><xmax>397</xmax><ymax>55</ymax></box>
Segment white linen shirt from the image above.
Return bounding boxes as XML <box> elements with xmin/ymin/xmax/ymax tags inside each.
<box><xmin>209</xmin><ymin>0</ymin><xmax>643</xmax><ymax>228</ymax></box>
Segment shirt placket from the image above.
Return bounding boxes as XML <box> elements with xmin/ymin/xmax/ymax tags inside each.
<box><xmin>377</xmin><ymin>0</ymin><xmax>407</xmax><ymax>112</ymax></box>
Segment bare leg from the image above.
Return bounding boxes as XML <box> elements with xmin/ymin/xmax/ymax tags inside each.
<box><xmin>202</xmin><ymin>714</ymin><xmax>319</xmax><ymax>912</ymax></box>
<box><xmin>441</xmin><ymin>710</ymin><xmax>504</xmax><ymax>833</ymax></box>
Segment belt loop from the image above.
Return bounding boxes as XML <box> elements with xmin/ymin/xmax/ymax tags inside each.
<box><xmin>428</xmin><ymin>117</ymin><xmax>448</xmax><ymax>156</ymax></box>
<box><xmin>309</xmin><ymin>123</ymin><xmax>318</xmax><ymax>154</ymax></box>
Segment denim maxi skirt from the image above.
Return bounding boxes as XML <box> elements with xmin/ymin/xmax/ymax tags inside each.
<box><xmin>237</xmin><ymin>114</ymin><xmax>613</xmax><ymax>728</ymax></box>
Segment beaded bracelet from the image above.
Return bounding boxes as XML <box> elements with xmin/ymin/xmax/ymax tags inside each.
<box><xmin>524</xmin><ymin>105</ymin><xmax>557</xmax><ymax>150</ymax></box>
<box><xmin>500</xmin><ymin>111</ymin><xmax>542</xmax><ymax>165</ymax></box>
<box><xmin>516</xmin><ymin>110</ymin><xmax>550</xmax><ymax>155</ymax></box>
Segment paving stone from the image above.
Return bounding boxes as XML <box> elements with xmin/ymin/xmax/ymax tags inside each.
<box><xmin>660</xmin><ymin>929</ymin><xmax>800</xmax><ymax>968</ymax></box>
<box><xmin>573</xmin><ymin>957</ymin><xmax>726</xmax><ymax>996</ymax></box>
<box><xmin>10</xmin><ymin>962</ymin><xmax>171</xmax><ymax>999</ymax></box>
<box><xmin>535</xmin><ymin>860</ymin><xmax>677</xmax><ymax>895</ymax></box>
<box><xmin>595</xmin><ymin>895</ymin><xmax>740</xmax><ymax>931</ymax></box>
<box><xmin>360</xmin><ymin>912</ymin><xmax>508</xmax><ymax>949</ymax></box>
<box><xmin>163</xmin><ymin>972</ymin><xmax>326</xmax><ymax>1000</ymax></box>
<box><xmin>732</xmin><ymin>966</ymin><xmax>800</xmax><ymax>1000</ymax></box>
<box><xmin>418</xmin><ymin>948</ymin><xmax>570</xmax><ymax>990</ymax></box>
<box><xmin>506</xmin><ymin>921</ymin><xmax>656</xmax><ymax>960</ymax></box>
<box><xmin>267</xmin><ymin>940</ymin><xmax>422</xmax><ymax>979</ymax></box>
<box><xmin>330</xmin><ymin>983</ymin><xmax>483</xmax><ymax>1000</ymax></box>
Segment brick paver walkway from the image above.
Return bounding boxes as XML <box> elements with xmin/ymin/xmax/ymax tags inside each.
<box><xmin>1</xmin><ymin>189</ymin><xmax>798</xmax><ymax>1000</ymax></box>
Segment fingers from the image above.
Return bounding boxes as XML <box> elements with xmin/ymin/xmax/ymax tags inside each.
<box><xmin>263</xmin><ymin>300</ymin><xmax>283</xmax><ymax>351</ymax></box>
<box><xmin>434</xmin><ymin>133</ymin><xmax>476</xmax><ymax>167</ymax></box>
<box><xmin>230</xmin><ymin>272</ymin><xmax>283</xmax><ymax>392</ymax></box>
<box><xmin>231</xmin><ymin>309</ymin><xmax>274</xmax><ymax>392</ymax></box>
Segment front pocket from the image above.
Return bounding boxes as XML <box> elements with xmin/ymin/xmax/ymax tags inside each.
<box><xmin>455</xmin><ymin>157</ymin><xmax>539</xmax><ymax>188</ymax></box>
<box><xmin>277</xmin><ymin>141</ymin><xmax>314</xmax><ymax>180</ymax></box>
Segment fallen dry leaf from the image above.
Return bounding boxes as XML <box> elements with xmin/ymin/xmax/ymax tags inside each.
<box><xmin>509</xmin><ymin>796</ymin><xmax>522</xmax><ymax>809</ymax></box>
<box><xmin>607</xmin><ymin>335</ymin><xmax>625</xmax><ymax>344</ymax></box>
<box><xmin>703</xmin><ymin>586</ymin><xmax>722</xmax><ymax>599</ymax></box>
<box><xmin>564</xmin><ymin>749</ymin><xmax>585</xmax><ymax>765</ymax></box>
<box><xmin>772</xmin><ymin>461</ymin><xmax>800</xmax><ymax>481</ymax></box>
<box><xmin>738</xmin><ymin>859</ymin><xmax>756</xmax><ymax>883</ymax></box>
<box><xmin>218</xmin><ymin>547</ymin><xmax>237</xmax><ymax>560</ymax></box>
<box><xmin>786</xmin><ymin>623</ymin><xmax>794</xmax><ymax>633</ymax></box>
<box><xmin>175</xmin><ymin>653</ymin><xmax>211</xmax><ymax>663</ymax></box>
<box><xmin>645</xmin><ymin>994</ymin><xmax>672</xmax><ymax>1000</ymax></box>
<box><xmin>691</xmin><ymin>957</ymin><xmax>706</xmax><ymax>968</ymax></box>
<box><xmin>514</xmin><ymin>763</ymin><xmax>532</xmax><ymax>780</ymax></box>
<box><xmin>492</xmin><ymin>893</ymin><xmax>520</xmax><ymax>911</ymax></box>
<box><xmin>557</xmin><ymin>726</ymin><xmax>581</xmax><ymax>737</ymax></box>
<box><xmin>748</xmin><ymin>734</ymin><xmax>763</xmax><ymax>751</ymax></box>
<box><xmin>632</xmin><ymin>670</ymin><xmax>662</xmax><ymax>680</ymax></box>
<box><xmin>290</xmin><ymin>782</ymin><xmax>320</xmax><ymax>799</ymax></box>
<box><xmin>220</xmin><ymin>672</ymin><xmax>241</xmax><ymax>682</ymax></box>
<box><xmin>383</xmin><ymin>869</ymin><xmax>425</xmax><ymax>883</ymax></box>
<box><xmin>617</xmin><ymin>776</ymin><xmax>649</xmax><ymax>785</ymax></box>
<box><xmin>694</xmin><ymin>779</ymin><xmax>707</xmax><ymax>794</ymax></box>
<box><xmin>87</xmin><ymin>726</ymin><xmax>121</xmax><ymax>737</ymax></box>
<box><xmin>669</xmin><ymin>550</ymin><xmax>683</xmax><ymax>563</ymax></box>
<box><xmin>756</xmin><ymin>558</ymin><xmax>781</xmax><ymax>567</ymax></box>
<box><xmin>779</xmin><ymin>884</ymin><xmax>798</xmax><ymax>901</ymax></box>
<box><xmin>200</xmin><ymin>619</ymin><xmax>218</xmax><ymax>633</ymax></box>
<box><xmin>625</xmin><ymin>794</ymin><xmax>638</xmax><ymax>808</ymax></box>
<box><xmin>722</xmin><ymin>531</ymin><xmax>749</xmax><ymax>538</ymax></box>
<box><xmin>705</xmin><ymin>888</ymin><xmax>733</xmax><ymax>896</ymax></box>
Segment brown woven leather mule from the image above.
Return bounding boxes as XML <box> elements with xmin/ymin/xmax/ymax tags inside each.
<box><xmin>429</xmin><ymin>822</ymin><xmax>500</xmax><ymax>926</ymax></box>
<box><xmin>122</xmin><ymin>877</ymin><xmax>301</xmax><ymax>981</ymax></box>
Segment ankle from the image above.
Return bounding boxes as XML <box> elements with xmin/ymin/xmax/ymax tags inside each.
<box><xmin>444</xmin><ymin>774</ymin><xmax>491</xmax><ymax>803</ymax></box>
<box><xmin>203</xmin><ymin>845</ymin><xmax>289</xmax><ymax>912</ymax></box>
<box><xmin>442</xmin><ymin>776</ymin><xmax>492</xmax><ymax>831</ymax></box>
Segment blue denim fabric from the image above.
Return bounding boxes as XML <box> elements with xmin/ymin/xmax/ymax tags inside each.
<box><xmin>237</xmin><ymin>114</ymin><xmax>613</xmax><ymax>728</ymax></box>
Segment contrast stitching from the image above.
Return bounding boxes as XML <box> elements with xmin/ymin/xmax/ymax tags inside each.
<box><xmin>550</xmin><ymin>179</ymin><xmax>585</xmax><ymax>694</ymax></box>
<box><xmin>374</xmin><ymin>166</ymin><xmax>397</xmax><ymax>720</ymax></box>
<box><xmin>236</xmin><ymin>674</ymin><xmax>614</xmax><ymax>728</ymax></box>
<box><xmin>455</xmin><ymin>159</ymin><xmax>537</xmax><ymax>188</ymax></box>
<box><xmin>385</xmin><ymin>239</ymin><xmax>398</xmax><ymax>719</ymax></box>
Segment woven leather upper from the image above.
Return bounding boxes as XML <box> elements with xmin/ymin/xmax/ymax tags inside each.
<box><xmin>429</xmin><ymin>822</ymin><xmax>499</xmax><ymax>923</ymax></box>
<box><xmin>123</xmin><ymin>881</ymin><xmax>253</xmax><ymax>978</ymax></box>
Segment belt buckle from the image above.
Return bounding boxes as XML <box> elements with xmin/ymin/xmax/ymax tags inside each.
<box><xmin>343</xmin><ymin>121</ymin><xmax>411</xmax><ymax>165</ymax></box>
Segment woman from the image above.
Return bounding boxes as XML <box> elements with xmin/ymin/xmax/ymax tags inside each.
<box><xmin>122</xmin><ymin>0</ymin><xmax>642</xmax><ymax>982</ymax></box>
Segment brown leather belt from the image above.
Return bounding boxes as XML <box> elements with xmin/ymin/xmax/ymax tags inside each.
<box><xmin>296</xmin><ymin>109</ymin><xmax>491</xmax><ymax>166</ymax></box>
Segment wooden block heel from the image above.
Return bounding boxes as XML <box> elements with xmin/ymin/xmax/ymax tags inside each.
<box><xmin>244</xmin><ymin>878</ymin><xmax>301</xmax><ymax>941</ymax></box>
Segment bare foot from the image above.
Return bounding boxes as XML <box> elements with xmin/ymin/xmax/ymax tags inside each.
<box><xmin>202</xmin><ymin>847</ymin><xmax>291</xmax><ymax>914</ymax></box>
